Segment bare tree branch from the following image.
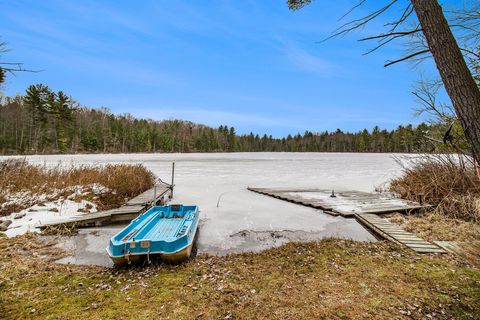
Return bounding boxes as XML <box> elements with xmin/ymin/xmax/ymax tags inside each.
<box><xmin>358</xmin><ymin>29</ymin><xmax>422</xmax><ymax>42</ymax></box>
<box><xmin>337</xmin><ymin>0</ymin><xmax>367</xmax><ymax>22</ymax></box>
<box><xmin>292</xmin><ymin>1</ymin><xmax>479</xmax><ymax>69</ymax></box>
<box><xmin>362</xmin><ymin>26</ymin><xmax>423</xmax><ymax>55</ymax></box>
<box><xmin>321</xmin><ymin>0</ymin><xmax>398</xmax><ymax>43</ymax></box>
<box><xmin>459</xmin><ymin>47</ymin><xmax>480</xmax><ymax>59</ymax></box>
<box><xmin>412</xmin><ymin>77</ymin><xmax>456</xmax><ymax>124</ymax></box>
<box><xmin>385</xmin><ymin>3</ymin><xmax>414</xmax><ymax>32</ymax></box>
<box><xmin>0</xmin><ymin>41</ymin><xmax>40</xmax><ymax>84</ymax></box>
<box><xmin>384</xmin><ymin>49</ymin><xmax>430</xmax><ymax>67</ymax></box>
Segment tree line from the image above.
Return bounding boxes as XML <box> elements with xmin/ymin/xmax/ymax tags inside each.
<box><xmin>0</xmin><ymin>84</ymin><xmax>444</xmax><ymax>154</ymax></box>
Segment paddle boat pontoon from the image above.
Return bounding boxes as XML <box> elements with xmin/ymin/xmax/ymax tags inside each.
<box><xmin>107</xmin><ymin>204</ymin><xmax>199</xmax><ymax>265</ymax></box>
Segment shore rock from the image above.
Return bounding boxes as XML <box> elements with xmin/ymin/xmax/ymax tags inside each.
<box><xmin>0</xmin><ymin>220</ymin><xmax>12</xmax><ymax>231</ymax></box>
<box><xmin>13</xmin><ymin>212</ymin><xmax>26</xmax><ymax>219</ymax></box>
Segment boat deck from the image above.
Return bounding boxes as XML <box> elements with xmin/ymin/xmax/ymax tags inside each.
<box><xmin>143</xmin><ymin>217</ymin><xmax>187</xmax><ymax>241</ymax></box>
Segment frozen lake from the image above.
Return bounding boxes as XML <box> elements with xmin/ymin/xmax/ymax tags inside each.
<box><xmin>4</xmin><ymin>152</ymin><xmax>412</xmax><ymax>266</ymax></box>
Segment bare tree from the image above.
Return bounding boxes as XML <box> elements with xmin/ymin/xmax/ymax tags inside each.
<box><xmin>412</xmin><ymin>78</ymin><xmax>471</xmax><ymax>154</ymax></box>
<box><xmin>0</xmin><ymin>41</ymin><xmax>37</xmax><ymax>86</ymax></box>
<box><xmin>288</xmin><ymin>0</ymin><xmax>480</xmax><ymax>164</ymax></box>
<box><xmin>412</xmin><ymin>78</ymin><xmax>454</xmax><ymax>124</ymax></box>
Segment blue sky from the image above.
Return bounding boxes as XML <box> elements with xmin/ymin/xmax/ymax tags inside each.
<box><xmin>0</xmin><ymin>0</ymin><xmax>453</xmax><ymax>137</ymax></box>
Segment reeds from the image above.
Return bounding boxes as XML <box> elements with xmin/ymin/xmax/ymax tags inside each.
<box><xmin>390</xmin><ymin>154</ymin><xmax>480</xmax><ymax>222</ymax></box>
<box><xmin>0</xmin><ymin>159</ymin><xmax>154</xmax><ymax>215</ymax></box>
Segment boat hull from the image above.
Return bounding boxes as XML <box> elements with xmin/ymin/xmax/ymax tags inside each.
<box><xmin>108</xmin><ymin>242</ymin><xmax>194</xmax><ymax>265</ymax></box>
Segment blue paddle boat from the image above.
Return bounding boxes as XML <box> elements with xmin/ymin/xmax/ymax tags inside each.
<box><xmin>107</xmin><ymin>204</ymin><xmax>199</xmax><ymax>265</ymax></box>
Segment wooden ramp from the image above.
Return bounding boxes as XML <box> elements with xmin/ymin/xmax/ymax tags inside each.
<box><xmin>248</xmin><ymin>187</ymin><xmax>426</xmax><ymax>217</ymax></box>
<box><xmin>433</xmin><ymin>241</ymin><xmax>464</xmax><ymax>255</ymax></box>
<box><xmin>355</xmin><ymin>213</ymin><xmax>446</xmax><ymax>254</ymax></box>
<box><xmin>39</xmin><ymin>185</ymin><xmax>172</xmax><ymax>229</ymax></box>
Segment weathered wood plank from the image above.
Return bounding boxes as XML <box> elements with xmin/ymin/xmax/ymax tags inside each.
<box><xmin>323</xmin><ymin>210</ymin><xmax>340</xmax><ymax>216</ymax></box>
<box><xmin>389</xmin><ymin>235</ymin><xmax>425</xmax><ymax>240</ymax></box>
<box><xmin>433</xmin><ymin>241</ymin><xmax>464</xmax><ymax>255</ymax></box>
<box><xmin>404</xmin><ymin>243</ymin><xmax>441</xmax><ymax>248</ymax></box>
<box><xmin>354</xmin><ymin>213</ymin><xmax>446</xmax><ymax>254</ymax></box>
<box><xmin>410</xmin><ymin>247</ymin><xmax>446</xmax><ymax>253</ymax></box>
<box><xmin>125</xmin><ymin>186</ymin><xmax>170</xmax><ymax>206</ymax></box>
<box><xmin>401</xmin><ymin>241</ymin><xmax>435</xmax><ymax>246</ymax></box>
<box><xmin>39</xmin><ymin>185</ymin><xmax>172</xmax><ymax>229</ymax></box>
<box><xmin>248</xmin><ymin>187</ymin><xmax>427</xmax><ymax>217</ymax></box>
<box><xmin>382</xmin><ymin>232</ymin><xmax>414</xmax><ymax>236</ymax></box>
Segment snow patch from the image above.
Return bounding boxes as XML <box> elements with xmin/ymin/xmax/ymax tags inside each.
<box><xmin>1</xmin><ymin>184</ymin><xmax>110</xmax><ymax>237</ymax></box>
<box><xmin>3</xmin><ymin>199</ymin><xmax>98</xmax><ymax>237</ymax></box>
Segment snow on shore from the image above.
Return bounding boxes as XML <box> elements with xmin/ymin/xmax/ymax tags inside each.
<box><xmin>1</xmin><ymin>184</ymin><xmax>109</xmax><ymax>237</ymax></box>
<box><xmin>2</xmin><ymin>199</ymin><xmax>96</xmax><ymax>237</ymax></box>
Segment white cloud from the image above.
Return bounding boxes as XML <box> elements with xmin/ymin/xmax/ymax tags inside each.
<box><xmin>136</xmin><ymin>107</ymin><xmax>294</xmax><ymax>128</ymax></box>
<box><xmin>281</xmin><ymin>40</ymin><xmax>339</xmax><ymax>76</ymax></box>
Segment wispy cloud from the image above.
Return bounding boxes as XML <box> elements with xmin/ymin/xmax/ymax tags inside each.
<box><xmin>281</xmin><ymin>40</ymin><xmax>339</xmax><ymax>76</ymax></box>
<box><xmin>134</xmin><ymin>107</ymin><xmax>295</xmax><ymax>129</ymax></box>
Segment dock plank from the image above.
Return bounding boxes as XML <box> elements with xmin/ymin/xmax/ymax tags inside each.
<box><xmin>39</xmin><ymin>185</ymin><xmax>172</xmax><ymax>229</ymax></box>
<box><xmin>433</xmin><ymin>241</ymin><xmax>464</xmax><ymax>255</ymax></box>
<box><xmin>248</xmin><ymin>187</ymin><xmax>427</xmax><ymax>217</ymax></box>
<box><xmin>355</xmin><ymin>213</ymin><xmax>446</xmax><ymax>254</ymax></box>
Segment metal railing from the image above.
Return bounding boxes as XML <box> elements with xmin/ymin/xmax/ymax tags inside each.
<box><xmin>152</xmin><ymin>162</ymin><xmax>175</xmax><ymax>205</ymax></box>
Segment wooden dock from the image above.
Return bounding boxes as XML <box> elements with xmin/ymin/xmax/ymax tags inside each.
<box><xmin>39</xmin><ymin>184</ymin><xmax>172</xmax><ymax>229</ymax></box>
<box><xmin>355</xmin><ymin>213</ymin><xmax>446</xmax><ymax>254</ymax></box>
<box><xmin>248</xmin><ymin>187</ymin><xmax>426</xmax><ymax>217</ymax></box>
<box><xmin>248</xmin><ymin>187</ymin><xmax>444</xmax><ymax>254</ymax></box>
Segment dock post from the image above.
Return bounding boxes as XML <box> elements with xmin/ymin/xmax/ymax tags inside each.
<box><xmin>170</xmin><ymin>162</ymin><xmax>175</xmax><ymax>199</ymax></box>
<box><xmin>418</xmin><ymin>193</ymin><xmax>424</xmax><ymax>205</ymax></box>
<box><xmin>153</xmin><ymin>185</ymin><xmax>157</xmax><ymax>205</ymax></box>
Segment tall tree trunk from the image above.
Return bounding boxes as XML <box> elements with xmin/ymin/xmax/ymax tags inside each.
<box><xmin>411</xmin><ymin>0</ymin><xmax>480</xmax><ymax>163</ymax></box>
<box><xmin>15</xmin><ymin>118</ymin><xmax>18</xmax><ymax>150</ymax></box>
<box><xmin>19</xmin><ymin>126</ymin><xmax>24</xmax><ymax>152</ymax></box>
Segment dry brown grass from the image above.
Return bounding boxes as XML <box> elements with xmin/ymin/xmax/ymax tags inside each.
<box><xmin>1</xmin><ymin>234</ymin><xmax>479</xmax><ymax>320</ymax></box>
<box><xmin>0</xmin><ymin>159</ymin><xmax>154</xmax><ymax>215</ymax></box>
<box><xmin>390</xmin><ymin>154</ymin><xmax>480</xmax><ymax>222</ymax></box>
<box><xmin>389</xmin><ymin>213</ymin><xmax>480</xmax><ymax>243</ymax></box>
<box><xmin>389</xmin><ymin>154</ymin><xmax>480</xmax><ymax>257</ymax></box>
<box><xmin>389</xmin><ymin>212</ymin><xmax>480</xmax><ymax>267</ymax></box>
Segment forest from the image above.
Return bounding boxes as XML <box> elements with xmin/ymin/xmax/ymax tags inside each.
<box><xmin>0</xmin><ymin>84</ymin><xmax>444</xmax><ymax>154</ymax></box>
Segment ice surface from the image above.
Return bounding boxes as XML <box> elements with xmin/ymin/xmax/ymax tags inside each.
<box><xmin>0</xmin><ymin>152</ymin><xmax>415</xmax><ymax>263</ymax></box>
